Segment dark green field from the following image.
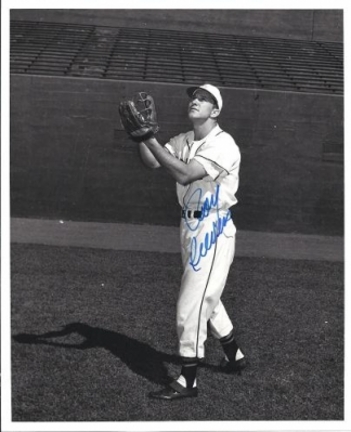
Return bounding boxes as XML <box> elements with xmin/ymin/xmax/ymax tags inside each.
<box><xmin>11</xmin><ymin>243</ymin><xmax>344</xmax><ymax>421</ymax></box>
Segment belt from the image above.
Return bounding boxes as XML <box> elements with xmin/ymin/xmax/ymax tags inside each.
<box><xmin>181</xmin><ymin>210</ymin><xmax>202</xmax><ymax>219</ymax></box>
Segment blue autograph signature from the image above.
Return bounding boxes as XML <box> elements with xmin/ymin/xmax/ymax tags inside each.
<box><xmin>184</xmin><ymin>185</ymin><xmax>220</xmax><ymax>232</ymax></box>
<box><xmin>184</xmin><ymin>185</ymin><xmax>232</xmax><ymax>272</ymax></box>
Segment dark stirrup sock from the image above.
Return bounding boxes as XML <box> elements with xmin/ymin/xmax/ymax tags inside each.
<box><xmin>220</xmin><ymin>330</ymin><xmax>239</xmax><ymax>362</ymax></box>
<box><xmin>180</xmin><ymin>357</ymin><xmax>198</xmax><ymax>389</ymax></box>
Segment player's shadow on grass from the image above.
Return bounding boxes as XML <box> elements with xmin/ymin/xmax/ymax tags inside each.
<box><xmin>13</xmin><ymin>322</ymin><xmax>216</xmax><ymax>385</ymax></box>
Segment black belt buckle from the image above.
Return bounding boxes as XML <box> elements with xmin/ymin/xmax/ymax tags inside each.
<box><xmin>182</xmin><ymin>210</ymin><xmax>202</xmax><ymax>219</ymax></box>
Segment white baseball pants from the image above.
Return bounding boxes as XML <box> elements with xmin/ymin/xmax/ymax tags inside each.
<box><xmin>177</xmin><ymin>212</ymin><xmax>236</xmax><ymax>359</ymax></box>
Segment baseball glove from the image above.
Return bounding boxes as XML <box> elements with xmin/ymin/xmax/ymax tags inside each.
<box><xmin>119</xmin><ymin>92</ymin><xmax>159</xmax><ymax>142</ymax></box>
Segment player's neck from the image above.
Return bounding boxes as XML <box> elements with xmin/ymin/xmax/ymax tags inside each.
<box><xmin>192</xmin><ymin>120</ymin><xmax>218</xmax><ymax>141</ymax></box>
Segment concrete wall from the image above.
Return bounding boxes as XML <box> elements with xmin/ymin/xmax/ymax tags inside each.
<box><xmin>10</xmin><ymin>75</ymin><xmax>343</xmax><ymax>235</ymax></box>
<box><xmin>11</xmin><ymin>9</ymin><xmax>343</xmax><ymax>42</ymax></box>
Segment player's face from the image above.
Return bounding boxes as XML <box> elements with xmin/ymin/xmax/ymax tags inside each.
<box><xmin>188</xmin><ymin>90</ymin><xmax>219</xmax><ymax>121</ymax></box>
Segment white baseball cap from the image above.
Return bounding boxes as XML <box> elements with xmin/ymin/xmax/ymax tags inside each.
<box><xmin>186</xmin><ymin>83</ymin><xmax>223</xmax><ymax>112</ymax></box>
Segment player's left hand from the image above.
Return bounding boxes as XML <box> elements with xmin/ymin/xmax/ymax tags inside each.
<box><xmin>119</xmin><ymin>92</ymin><xmax>159</xmax><ymax>142</ymax></box>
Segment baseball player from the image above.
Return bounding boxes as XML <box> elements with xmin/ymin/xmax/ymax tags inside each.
<box><xmin>120</xmin><ymin>84</ymin><xmax>246</xmax><ymax>400</ymax></box>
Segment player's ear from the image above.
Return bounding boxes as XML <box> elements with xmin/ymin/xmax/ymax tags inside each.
<box><xmin>211</xmin><ymin>107</ymin><xmax>220</xmax><ymax>119</ymax></box>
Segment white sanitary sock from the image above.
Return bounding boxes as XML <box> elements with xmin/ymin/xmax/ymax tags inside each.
<box><xmin>176</xmin><ymin>374</ymin><xmax>197</xmax><ymax>388</ymax></box>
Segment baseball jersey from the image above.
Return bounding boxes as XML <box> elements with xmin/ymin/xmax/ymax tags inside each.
<box><xmin>164</xmin><ymin>125</ymin><xmax>241</xmax><ymax>211</ymax></box>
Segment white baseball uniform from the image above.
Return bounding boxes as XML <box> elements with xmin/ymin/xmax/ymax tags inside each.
<box><xmin>165</xmin><ymin>124</ymin><xmax>241</xmax><ymax>359</ymax></box>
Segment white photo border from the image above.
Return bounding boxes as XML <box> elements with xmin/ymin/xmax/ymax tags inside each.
<box><xmin>2</xmin><ymin>1</ymin><xmax>349</xmax><ymax>431</ymax></box>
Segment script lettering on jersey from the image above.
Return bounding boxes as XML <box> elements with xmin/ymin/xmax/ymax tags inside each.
<box><xmin>183</xmin><ymin>185</ymin><xmax>232</xmax><ymax>272</ymax></box>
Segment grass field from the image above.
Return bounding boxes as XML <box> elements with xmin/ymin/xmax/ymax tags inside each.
<box><xmin>11</xmin><ymin>243</ymin><xmax>344</xmax><ymax>421</ymax></box>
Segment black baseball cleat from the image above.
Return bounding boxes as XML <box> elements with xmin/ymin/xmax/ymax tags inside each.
<box><xmin>149</xmin><ymin>380</ymin><xmax>198</xmax><ymax>400</ymax></box>
<box><xmin>219</xmin><ymin>356</ymin><xmax>247</xmax><ymax>374</ymax></box>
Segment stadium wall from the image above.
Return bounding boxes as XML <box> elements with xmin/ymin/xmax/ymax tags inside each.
<box><xmin>10</xmin><ymin>75</ymin><xmax>343</xmax><ymax>235</ymax></box>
